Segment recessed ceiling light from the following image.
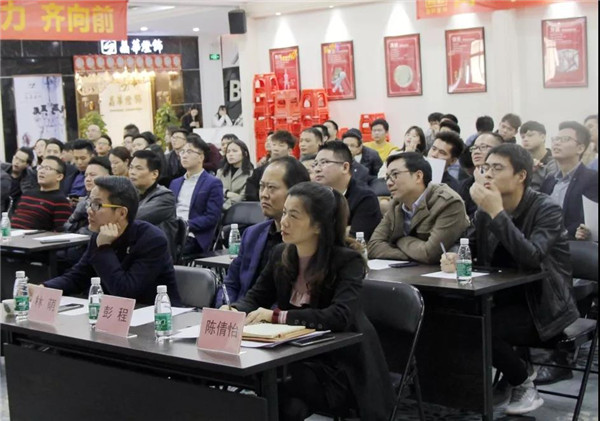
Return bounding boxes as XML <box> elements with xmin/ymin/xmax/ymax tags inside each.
<box><xmin>329</xmin><ymin>5</ymin><xmax>334</xmax><ymax>8</ymax></box>
<box><xmin>193</xmin><ymin>27</ymin><xmax>200</xmax><ymax>32</ymax></box>
<box><xmin>275</xmin><ymin>12</ymin><xmax>281</xmax><ymax>16</ymax></box>
<box><xmin>140</xmin><ymin>26</ymin><xmax>148</xmax><ymax>31</ymax></box>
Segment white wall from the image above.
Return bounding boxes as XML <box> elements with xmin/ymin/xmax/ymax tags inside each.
<box><xmin>236</xmin><ymin>0</ymin><xmax>598</xmax><ymax>153</ymax></box>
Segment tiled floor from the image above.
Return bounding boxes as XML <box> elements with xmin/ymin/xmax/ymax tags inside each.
<box><xmin>1</xmin><ymin>349</ymin><xmax>597</xmax><ymax>420</ymax></box>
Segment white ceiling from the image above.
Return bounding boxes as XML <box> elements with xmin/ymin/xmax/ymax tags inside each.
<box><xmin>127</xmin><ymin>0</ymin><xmax>380</xmax><ymax>35</ymax></box>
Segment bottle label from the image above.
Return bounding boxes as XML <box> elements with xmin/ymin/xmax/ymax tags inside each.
<box><xmin>89</xmin><ymin>303</ymin><xmax>100</xmax><ymax>320</ymax></box>
<box><xmin>155</xmin><ymin>313</ymin><xmax>172</xmax><ymax>332</ymax></box>
<box><xmin>456</xmin><ymin>260</ymin><xmax>472</xmax><ymax>278</ymax></box>
<box><xmin>15</xmin><ymin>296</ymin><xmax>29</xmax><ymax>312</ymax></box>
<box><xmin>228</xmin><ymin>243</ymin><xmax>240</xmax><ymax>257</ymax></box>
<box><xmin>1</xmin><ymin>226</ymin><xmax>10</xmax><ymax>237</ymax></box>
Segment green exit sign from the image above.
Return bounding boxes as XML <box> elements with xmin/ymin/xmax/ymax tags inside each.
<box><xmin>209</xmin><ymin>53</ymin><xmax>221</xmax><ymax>60</ymax></box>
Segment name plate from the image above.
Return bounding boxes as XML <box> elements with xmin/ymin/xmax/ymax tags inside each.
<box><xmin>197</xmin><ymin>308</ymin><xmax>245</xmax><ymax>355</ymax></box>
<box><xmin>95</xmin><ymin>295</ymin><xmax>136</xmax><ymax>338</ymax></box>
<box><xmin>29</xmin><ymin>286</ymin><xmax>63</xmax><ymax>324</ymax></box>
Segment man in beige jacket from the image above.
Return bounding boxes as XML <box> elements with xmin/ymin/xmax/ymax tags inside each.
<box><xmin>368</xmin><ymin>152</ymin><xmax>469</xmax><ymax>264</ymax></box>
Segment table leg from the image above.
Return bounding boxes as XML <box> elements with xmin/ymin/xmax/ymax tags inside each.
<box><xmin>482</xmin><ymin>294</ymin><xmax>494</xmax><ymax>421</ymax></box>
<box><xmin>259</xmin><ymin>368</ymin><xmax>279</xmax><ymax>421</ymax></box>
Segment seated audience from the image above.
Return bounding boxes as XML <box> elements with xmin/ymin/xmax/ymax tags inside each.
<box><xmin>181</xmin><ymin>104</ymin><xmax>202</xmax><ymax>132</ymax></box>
<box><xmin>439</xmin><ymin>119</ymin><xmax>461</xmax><ymax>134</ymax></box>
<box><xmin>43</xmin><ymin>138</ymin><xmax>78</xmax><ymax>196</ymax></box>
<box><xmin>224</xmin><ymin>182</ymin><xmax>394</xmax><ymax>420</ymax></box>
<box><xmin>583</xmin><ymin>114</ymin><xmax>598</xmax><ymax>170</ymax></box>
<box><xmin>299</xmin><ymin>128</ymin><xmax>323</xmax><ymax>159</ymax></box>
<box><xmin>108</xmin><ymin>146</ymin><xmax>131</xmax><ymax>177</ymax></box>
<box><xmin>441</xmin><ymin>113</ymin><xmax>459</xmax><ymax>125</ymax></box>
<box><xmin>1</xmin><ymin>147</ymin><xmax>36</xmax><ymax>210</ymax></box>
<box><xmin>256</xmin><ymin>131</ymin><xmax>274</xmax><ymax>168</ymax></box>
<box><xmin>70</xmin><ymin>139</ymin><xmax>97</xmax><ymax>198</ymax></box>
<box><xmin>163</xmin><ymin>124</ymin><xmax>179</xmax><ymax>153</ymax></box>
<box><xmin>61</xmin><ymin>140</ymin><xmax>75</xmax><ymax>164</ymax></box>
<box><xmin>465</xmin><ymin>115</ymin><xmax>494</xmax><ymax>147</ymax></box>
<box><xmin>313</xmin><ymin>141</ymin><xmax>382</xmax><ymax>240</ymax></box>
<box><xmin>427</xmin><ymin>131</ymin><xmax>465</xmax><ymax>192</ymax></box>
<box><xmin>342</xmin><ymin>128</ymin><xmax>383</xmax><ymax>178</ymax></box>
<box><xmin>364</xmin><ymin>118</ymin><xmax>399</xmax><ymax>162</ymax></box>
<box><xmin>123</xmin><ymin>134</ymin><xmax>134</xmax><ymax>153</ymax></box>
<box><xmin>215</xmin><ymin>157</ymin><xmax>311</xmax><ymax>306</ymax></box>
<box><xmin>312</xmin><ymin>124</ymin><xmax>330</xmax><ymax>143</ymax></box>
<box><xmin>11</xmin><ymin>156</ymin><xmax>71</xmax><ymax>231</ymax></box>
<box><xmin>33</xmin><ymin>138</ymin><xmax>48</xmax><ymax>167</ymax></box>
<box><xmin>43</xmin><ymin>176</ymin><xmax>181</xmax><ymax>306</ymax></box>
<box><xmin>540</xmin><ymin>121</ymin><xmax>598</xmax><ymax>240</ymax></box>
<box><xmin>219</xmin><ymin>133</ymin><xmax>239</xmax><ymax>169</ymax></box>
<box><xmin>86</xmin><ymin>124</ymin><xmax>102</xmax><ymax>145</ymax></box>
<box><xmin>166</xmin><ymin>128</ymin><xmax>187</xmax><ymax>180</ymax></box>
<box><xmin>1</xmin><ymin>170</ymin><xmax>10</xmax><ymax>213</ymax></box>
<box><xmin>299</xmin><ymin>154</ymin><xmax>316</xmax><ymax>180</ymax></box>
<box><xmin>323</xmin><ymin>119</ymin><xmax>340</xmax><ymax>142</ymax></box>
<box><xmin>519</xmin><ymin>121</ymin><xmax>558</xmax><ymax>191</ymax></box>
<box><xmin>441</xmin><ymin>144</ymin><xmax>578</xmax><ymax>416</ymax></box>
<box><xmin>216</xmin><ymin>138</ymin><xmax>254</xmax><ymax>210</ymax></box>
<box><xmin>170</xmin><ymin>135</ymin><xmax>223</xmax><ymax>255</ymax></box>
<box><xmin>95</xmin><ymin>134</ymin><xmax>112</xmax><ymax>157</ymax></box>
<box><xmin>425</xmin><ymin>112</ymin><xmax>444</xmax><ymax>149</ymax></box>
<box><xmin>368</xmin><ymin>152</ymin><xmax>468</xmax><ymax>263</ymax></box>
<box><xmin>123</xmin><ymin>123</ymin><xmax>139</xmax><ymax>138</ymax></box>
<box><xmin>402</xmin><ymin>126</ymin><xmax>427</xmax><ymax>154</ymax></box>
<box><xmin>497</xmin><ymin>113</ymin><xmax>521</xmax><ymax>143</ymax></box>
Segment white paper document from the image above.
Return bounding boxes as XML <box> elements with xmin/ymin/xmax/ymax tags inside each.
<box><xmin>171</xmin><ymin>324</ymin><xmax>201</xmax><ymax>339</ymax></box>
<box><xmin>582</xmin><ymin>196</ymin><xmax>598</xmax><ymax>242</ymax></box>
<box><xmin>367</xmin><ymin>259</ymin><xmax>409</xmax><ymax>270</ymax></box>
<box><xmin>421</xmin><ymin>271</ymin><xmax>489</xmax><ymax>279</ymax></box>
<box><xmin>10</xmin><ymin>229</ymin><xmax>38</xmax><ymax>237</ymax></box>
<box><xmin>36</xmin><ymin>233</ymin><xmax>89</xmax><ymax>243</ymax></box>
<box><xmin>129</xmin><ymin>306</ymin><xmax>194</xmax><ymax>327</ymax></box>
<box><xmin>426</xmin><ymin>157</ymin><xmax>446</xmax><ymax>184</ymax></box>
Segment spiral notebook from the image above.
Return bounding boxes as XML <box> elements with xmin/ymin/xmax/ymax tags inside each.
<box><xmin>242</xmin><ymin>324</ymin><xmax>314</xmax><ymax>342</ymax></box>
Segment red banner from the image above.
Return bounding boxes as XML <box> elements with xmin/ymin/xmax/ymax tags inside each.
<box><xmin>0</xmin><ymin>0</ymin><xmax>127</xmax><ymax>41</ymax></box>
<box><xmin>384</xmin><ymin>34</ymin><xmax>422</xmax><ymax>97</ymax></box>
<box><xmin>321</xmin><ymin>41</ymin><xmax>356</xmax><ymax>101</ymax></box>
<box><xmin>74</xmin><ymin>54</ymin><xmax>182</xmax><ymax>74</ymax></box>
<box><xmin>417</xmin><ymin>0</ymin><xmax>567</xmax><ymax>19</ymax></box>
<box><xmin>269</xmin><ymin>46</ymin><xmax>301</xmax><ymax>97</ymax></box>
<box><xmin>542</xmin><ymin>17</ymin><xmax>587</xmax><ymax>88</ymax></box>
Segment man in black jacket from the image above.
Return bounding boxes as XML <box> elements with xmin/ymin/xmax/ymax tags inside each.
<box><xmin>342</xmin><ymin>128</ymin><xmax>383</xmax><ymax>178</ymax></box>
<box><xmin>441</xmin><ymin>144</ymin><xmax>578</xmax><ymax>416</ymax></box>
<box><xmin>313</xmin><ymin>141</ymin><xmax>382</xmax><ymax>240</ymax></box>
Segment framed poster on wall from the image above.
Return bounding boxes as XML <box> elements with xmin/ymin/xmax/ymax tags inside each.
<box><xmin>269</xmin><ymin>46</ymin><xmax>301</xmax><ymax>96</ymax></box>
<box><xmin>445</xmin><ymin>27</ymin><xmax>486</xmax><ymax>94</ymax></box>
<box><xmin>321</xmin><ymin>41</ymin><xmax>356</xmax><ymax>100</ymax></box>
<box><xmin>384</xmin><ymin>34</ymin><xmax>422</xmax><ymax>97</ymax></box>
<box><xmin>542</xmin><ymin>17</ymin><xmax>587</xmax><ymax>88</ymax></box>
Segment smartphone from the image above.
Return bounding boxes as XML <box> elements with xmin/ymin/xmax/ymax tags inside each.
<box><xmin>58</xmin><ymin>303</ymin><xmax>84</xmax><ymax>313</ymax></box>
<box><xmin>290</xmin><ymin>333</ymin><xmax>335</xmax><ymax>347</ymax></box>
<box><xmin>388</xmin><ymin>262</ymin><xmax>419</xmax><ymax>268</ymax></box>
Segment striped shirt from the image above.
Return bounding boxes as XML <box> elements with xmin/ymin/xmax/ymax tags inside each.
<box><xmin>12</xmin><ymin>189</ymin><xmax>72</xmax><ymax>231</ymax></box>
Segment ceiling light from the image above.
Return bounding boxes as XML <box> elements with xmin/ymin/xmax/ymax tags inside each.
<box><xmin>329</xmin><ymin>5</ymin><xmax>334</xmax><ymax>8</ymax></box>
<box><xmin>140</xmin><ymin>26</ymin><xmax>148</xmax><ymax>31</ymax></box>
<box><xmin>193</xmin><ymin>27</ymin><xmax>200</xmax><ymax>32</ymax></box>
<box><xmin>275</xmin><ymin>12</ymin><xmax>281</xmax><ymax>16</ymax></box>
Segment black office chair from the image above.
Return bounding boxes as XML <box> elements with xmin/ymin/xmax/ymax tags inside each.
<box><xmin>368</xmin><ymin>177</ymin><xmax>390</xmax><ymax>197</ymax></box>
<box><xmin>174</xmin><ymin>265</ymin><xmax>217</xmax><ymax>308</ymax></box>
<box><xmin>172</xmin><ymin>217</ymin><xmax>189</xmax><ymax>265</ymax></box>
<box><xmin>361</xmin><ymin>279</ymin><xmax>426</xmax><ymax>421</ymax></box>
<box><xmin>214</xmin><ymin>201</ymin><xmax>264</xmax><ymax>250</ymax></box>
<box><xmin>569</xmin><ymin>240</ymin><xmax>598</xmax><ymax>316</ymax></box>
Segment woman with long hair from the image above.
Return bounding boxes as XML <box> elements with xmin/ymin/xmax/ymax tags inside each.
<box><xmin>216</xmin><ymin>138</ymin><xmax>254</xmax><ymax>210</ymax></box>
<box><xmin>224</xmin><ymin>182</ymin><xmax>394</xmax><ymax>420</ymax></box>
<box><xmin>402</xmin><ymin>125</ymin><xmax>427</xmax><ymax>154</ymax></box>
<box><xmin>181</xmin><ymin>104</ymin><xmax>202</xmax><ymax>132</ymax></box>
<box><xmin>212</xmin><ymin>105</ymin><xmax>233</xmax><ymax>127</ymax></box>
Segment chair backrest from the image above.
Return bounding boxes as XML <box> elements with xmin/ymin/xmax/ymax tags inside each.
<box><xmin>369</xmin><ymin>177</ymin><xmax>390</xmax><ymax>197</ymax></box>
<box><xmin>173</xmin><ymin>217</ymin><xmax>189</xmax><ymax>265</ymax></box>
<box><xmin>568</xmin><ymin>240</ymin><xmax>598</xmax><ymax>282</ymax></box>
<box><xmin>361</xmin><ymin>279</ymin><xmax>424</xmax><ymax>375</ymax></box>
<box><xmin>217</xmin><ymin>201</ymin><xmax>265</xmax><ymax>249</ymax></box>
<box><xmin>174</xmin><ymin>265</ymin><xmax>217</xmax><ymax>308</ymax></box>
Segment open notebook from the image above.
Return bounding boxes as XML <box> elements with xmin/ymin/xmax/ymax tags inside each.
<box><xmin>242</xmin><ymin>324</ymin><xmax>314</xmax><ymax>342</ymax></box>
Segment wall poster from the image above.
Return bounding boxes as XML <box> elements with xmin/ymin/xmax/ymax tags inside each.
<box><xmin>542</xmin><ymin>17</ymin><xmax>587</xmax><ymax>88</ymax></box>
<box><xmin>221</xmin><ymin>35</ymin><xmax>243</xmax><ymax>125</ymax></box>
<box><xmin>445</xmin><ymin>27</ymin><xmax>486</xmax><ymax>94</ymax></box>
<box><xmin>269</xmin><ymin>46</ymin><xmax>301</xmax><ymax>96</ymax></box>
<box><xmin>321</xmin><ymin>41</ymin><xmax>356</xmax><ymax>100</ymax></box>
<box><xmin>384</xmin><ymin>34</ymin><xmax>422</xmax><ymax>97</ymax></box>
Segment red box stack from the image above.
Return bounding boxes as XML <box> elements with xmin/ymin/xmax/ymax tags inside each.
<box><xmin>253</xmin><ymin>73</ymin><xmax>279</xmax><ymax>160</ymax></box>
<box><xmin>359</xmin><ymin>113</ymin><xmax>386</xmax><ymax>142</ymax></box>
<box><xmin>300</xmin><ymin>89</ymin><xmax>329</xmax><ymax>130</ymax></box>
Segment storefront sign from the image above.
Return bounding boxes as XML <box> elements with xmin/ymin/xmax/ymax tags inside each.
<box><xmin>321</xmin><ymin>41</ymin><xmax>356</xmax><ymax>101</ymax></box>
<box><xmin>269</xmin><ymin>46</ymin><xmax>301</xmax><ymax>97</ymax></box>
<box><xmin>384</xmin><ymin>34</ymin><xmax>422</xmax><ymax>97</ymax></box>
<box><xmin>0</xmin><ymin>0</ymin><xmax>127</xmax><ymax>41</ymax></box>
<box><xmin>445</xmin><ymin>27</ymin><xmax>487</xmax><ymax>94</ymax></box>
<box><xmin>74</xmin><ymin>54</ymin><xmax>182</xmax><ymax>73</ymax></box>
<box><xmin>417</xmin><ymin>0</ymin><xmax>566</xmax><ymax>20</ymax></box>
<box><xmin>542</xmin><ymin>17</ymin><xmax>587</xmax><ymax>88</ymax></box>
<box><xmin>101</xmin><ymin>39</ymin><xmax>164</xmax><ymax>55</ymax></box>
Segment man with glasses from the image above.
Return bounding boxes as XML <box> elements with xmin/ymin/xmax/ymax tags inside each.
<box><xmin>313</xmin><ymin>142</ymin><xmax>381</xmax><ymax>240</ymax></box>
<box><xmin>43</xmin><ymin>138</ymin><xmax>79</xmax><ymax>197</ymax></box>
<box><xmin>11</xmin><ymin>156</ymin><xmax>71</xmax><ymax>231</ymax></box>
<box><xmin>166</xmin><ymin>128</ymin><xmax>188</xmax><ymax>180</ymax></box>
<box><xmin>368</xmin><ymin>152</ymin><xmax>468</xmax><ymax>263</ymax></box>
<box><xmin>170</xmin><ymin>135</ymin><xmax>223</xmax><ymax>255</ymax></box>
<box><xmin>441</xmin><ymin>144</ymin><xmax>578</xmax><ymax>415</ymax></box>
<box><xmin>95</xmin><ymin>134</ymin><xmax>112</xmax><ymax>157</ymax></box>
<box><xmin>42</xmin><ymin>176</ymin><xmax>181</xmax><ymax>306</ymax></box>
<box><xmin>519</xmin><ymin>121</ymin><xmax>557</xmax><ymax>191</ymax></box>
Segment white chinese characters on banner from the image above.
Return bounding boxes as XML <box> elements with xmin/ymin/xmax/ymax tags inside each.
<box><xmin>14</xmin><ymin>75</ymin><xmax>67</xmax><ymax>147</ymax></box>
<box><xmin>101</xmin><ymin>39</ymin><xmax>164</xmax><ymax>55</ymax></box>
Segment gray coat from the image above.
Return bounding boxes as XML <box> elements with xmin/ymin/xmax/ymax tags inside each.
<box><xmin>216</xmin><ymin>167</ymin><xmax>252</xmax><ymax>210</ymax></box>
<box><xmin>137</xmin><ymin>184</ymin><xmax>178</xmax><ymax>259</ymax></box>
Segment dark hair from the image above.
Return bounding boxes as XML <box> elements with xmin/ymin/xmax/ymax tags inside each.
<box><xmin>519</xmin><ymin>121</ymin><xmax>546</xmax><ymax>135</ymax></box>
<box><xmin>166</xmin><ymin>125</ymin><xmax>180</xmax><ymax>135</ymax></box>
<box><xmin>428</xmin><ymin>112</ymin><xmax>444</xmax><ymax>123</ymax></box>
<box><xmin>221</xmin><ymin>133</ymin><xmax>238</xmax><ymax>142</ymax></box>
<box><xmin>442</xmin><ymin>113</ymin><xmax>459</xmax><ymax>124</ymax></box>
<box><xmin>46</xmin><ymin>138</ymin><xmax>64</xmax><ymax>152</ymax></box>
<box><xmin>584</xmin><ymin>114</ymin><xmax>598</xmax><ymax>124</ymax></box>
<box><xmin>222</xmin><ymin>138</ymin><xmax>253</xmax><ymax>176</ymax></box>
<box><xmin>186</xmin><ymin>133</ymin><xmax>210</xmax><ymax>155</ymax></box>
<box><xmin>558</xmin><ymin>120</ymin><xmax>591</xmax><ymax>150</ymax></box>
<box><xmin>501</xmin><ymin>113</ymin><xmax>522</xmax><ymax>130</ymax></box>
<box><xmin>435</xmin><ymin>131</ymin><xmax>465</xmax><ymax>158</ymax></box>
<box><xmin>41</xmin><ymin>155</ymin><xmax>65</xmax><ymax>175</ymax></box>
<box><xmin>109</xmin><ymin>146</ymin><xmax>131</xmax><ymax>164</ymax></box>
<box><xmin>459</xmin><ymin>147</ymin><xmax>474</xmax><ymax>172</ymax></box>
<box><xmin>370</xmin><ymin>118</ymin><xmax>389</xmax><ymax>132</ymax></box>
<box><xmin>271</xmin><ymin>130</ymin><xmax>296</xmax><ymax>149</ymax></box>
<box><xmin>342</xmin><ymin>128</ymin><xmax>363</xmax><ymax>146</ymax></box>
<box><xmin>136</xmin><ymin>131</ymin><xmax>157</xmax><ymax>145</ymax></box>
<box><xmin>215</xmin><ymin>105</ymin><xmax>227</xmax><ymax>117</ymax></box>
<box><xmin>387</xmin><ymin>151</ymin><xmax>433</xmax><ymax>186</ymax></box>
<box><xmin>72</xmin><ymin>139</ymin><xmax>96</xmax><ymax>155</ymax></box>
<box><xmin>132</xmin><ymin>149</ymin><xmax>162</xmax><ymax>176</ymax></box>
<box><xmin>93</xmin><ymin>176</ymin><xmax>139</xmax><ymax>224</ymax></box>
<box><xmin>311</xmin><ymin>124</ymin><xmax>330</xmax><ymax>140</ymax></box>
<box><xmin>324</xmin><ymin>120</ymin><xmax>339</xmax><ymax>131</ymax></box>
<box><xmin>440</xmin><ymin>120</ymin><xmax>461</xmax><ymax>134</ymax></box>
<box><xmin>266</xmin><ymin>156</ymin><xmax>311</xmax><ymax>189</ymax></box>
<box><xmin>98</xmin><ymin>134</ymin><xmax>112</xmax><ymax>145</ymax></box>
<box><xmin>487</xmin><ymin>143</ymin><xmax>533</xmax><ymax>187</ymax></box>
<box><xmin>318</xmin><ymin>140</ymin><xmax>353</xmax><ymax>164</ymax></box>
<box><xmin>299</xmin><ymin>153</ymin><xmax>316</xmax><ymax>162</ymax></box>
<box><xmin>87</xmin><ymin>156</ymin><xmax>112</xmax><ymax>174</ymax></box>
<box><xmin>124</xmin><ymin>124</ymin><xmax>140</xmax><ymax>137</ymax></box>
<box><xmin>403</xmin><ymin>126</ymin><xmax>427</xmax><ymax>153</ymax></box>
<box><xmin>476</xmin><ymin>116</ymin><xmax>494</xmax><ymax>132</ymax></box>
<box><xmin>17</xmin><ymin>147</ymin><xmax>34</xmax><ymax>165</ymax></box>
<box><xmin>35</xmin><ymin>138</ymin><xmax>48</xmax><ymax>148</ymax></box>
<box><xmin>63</xmin><ymin>141</ymin><xmax>74</xmax><ymax>152</ymax></box>
<box><xmin>171</xmin><ymin>128</ymin><xmax>189</xmax><ymax>137</ymax></box>
<box><xmin>302</xmin><ymin>127</ymin><xmax>324</xmax><ymax>144</ymax></box>
<box><xmin>280</xmin><ymin>182</ymin><xmax>358</xmax><ymax>300</ymax></box>
<box><xmin>476</xmin><ymin>132</ymin><xmax>505</xmax><ymax>146</ymax></box>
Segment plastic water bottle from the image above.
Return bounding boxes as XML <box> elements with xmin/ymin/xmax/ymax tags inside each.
<box><xmin>356</xmin><ymin>232</ymin><xmax>368</xmax><ymax>262</ymax></box>
<box><xmin>456</xmin><ymin>238</ymin><xmax>472</xmax><ymax>285</ymax></box>
<box><xmin>154</xmin><ymin>285</ymin><xmax>172</xmax><ymax>340</ymax></box>
<box><xmin>1</xmin><ymin>212</ymin><xmax>11</xmax><ymax>243</ymax></box>
<box><xmin>88</xmin><ymin>277</ymin><xmax>103</xmax><ymax>326</ymax></box>
<box><xmin>228</xmin><ymin>223</ymin><xmax>241</xmax><ymax>260</ymax></box>
<box><xmin>13</xmin><ymin>271</ymin><xmax>29</xmax><ymax>320</ymax></box>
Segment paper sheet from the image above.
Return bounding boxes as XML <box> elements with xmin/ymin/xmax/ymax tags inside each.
<box><xmin>421</xmin><ymin>271</ymin><xmax>489</xmax><ymax>279</ymax></box>
<box><xmin>35</xmin><ymin>233</ymin><xmax>89</xmax><ymax>243</ymax></box>
<box><xmin>59</xmin><ymin>296</ymin><xmax>89</xmax><ymax>315</ymax></box>
<box><xmin>367</xmin><ymin>259</ymin><xmax>409</xmax><ymax>270</ymax></box>
<box><xmin>582</xmin><ymin>196</ymin><xmax>598</xmax><ymax>242</ymax></box>
<box><xmin>426</xmin><ymin>157</ymin><xmax>446</xmax><ymax>184</ymax></box>
<box><xmin>10</xmin><ymin>229</ymin><xmax>38</xmax><ymax>237</ymax></box>
<box><xmin>130</xmin><ymin>306</ymin><xmax>194</xmax><ymax>327</ymax></box>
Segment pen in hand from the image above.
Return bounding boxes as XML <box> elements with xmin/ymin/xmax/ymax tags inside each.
<box><xmin>221</xmin><ymin>283</ymin><xmax>232</xmax><ymax>311</ymax></box>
